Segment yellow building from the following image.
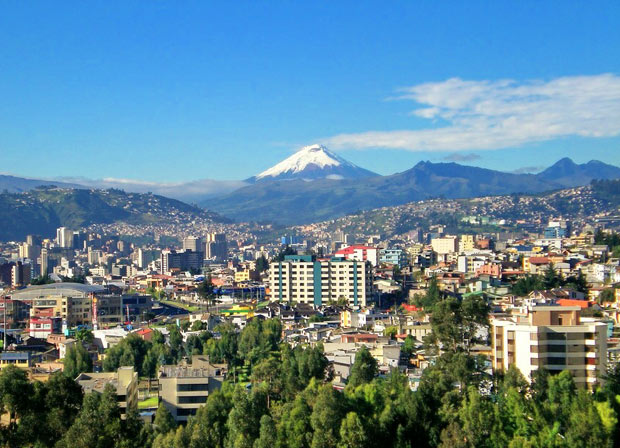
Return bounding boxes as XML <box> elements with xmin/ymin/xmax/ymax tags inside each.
<box><xmin>458</xmin><ymin>235</ymin><xmax>475</xmax><ymax>253</ymax></box>
<box><xmin>0</xmin><ymin>352</ymin><xmax>33</xmax><ymax>370</ymax></box>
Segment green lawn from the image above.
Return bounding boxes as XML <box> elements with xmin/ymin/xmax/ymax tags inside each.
<box><xmin>138</xmin><ymin>396</ymin><xmax>159</xmax><ymax>409</ymax></box>
<box><xmin>159</xmin><ymin>299</ymin><xmax>200</xmax><ymax>313</ymax></box>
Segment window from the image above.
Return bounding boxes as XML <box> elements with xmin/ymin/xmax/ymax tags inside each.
<box><xmin>178</xmin><ymin>396</ymin><xmax>208</xmax><ymax>404</ymax></box>
<box><xmin>177</xmin><ymin>383</ymin><xmax>209</xmax><ymax>392</ymax></box>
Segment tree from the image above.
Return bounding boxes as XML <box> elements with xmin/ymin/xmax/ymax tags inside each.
<box><xmin>153</xmin><ymin>402</ymin><xmax>176</xmax><ymax>435</ymax></box>
<box><xmin>311</xmin><ymin>385</ymin><xmax>345</xmax><ymax>448</ymax></box>
<box><xmin>401</xmin><ymin>335</ymin><xmax>417</xmax><ymax>358</ymax></box>
<box><xmin>252</xmin><ymin>357</ymin><xmax>282</xmax><ymax>408</ymax></box>
<box><xmin>192</xmin><ymin>389</ymin><xmax>232</xmax><ymax>448</ymax></box>
<box><xmin>57</xmin><ymin>384</ymin><xmax>122</xmax><ymax>448</ymax></box>
<box><xmin>180</xmin><ymin>320</ymin><xmax>191</xmax><ymax>332</ymax></box>
<box><xmin>191</xmin><ymin>320</ymin><xmax>206</xmax><ymax>332</ymax></box>
<box><xmin>75</xmin><ymin>328</ymin><xmax>94</xmax><ymax>344</ymax></box>
<box><xmin>0</xmin><ymin>365</ymin><xmax>33</xmax><ymax>425</ymax></box>
<box><xmin>347</xmin><ymin>346</ymin><xmax>378</xmax><ymax>388</ymax></box>
<box><xmin>512</xmin><ymin>275</ymin><xmax>544</xmax><ymax>296</ymax></box>
<box><xmin>543</xmin><ymin>263</ymin><xmax>561</xmax><ymax>289</ymax></box>
<box><xmin>197</xmin><ymin>277</ymin><xmax>215</xmax><ymax>312</ymax></box>
<box><xmin>254</xmin><ymin>414</ymin><xmax>277</xmax><ymax>448</ymax></box>
<box><xmin>43</xmin><ymin>372</ymin><xmax>84</xmax><ymax>444</ymax></box>
<box><xmin>64</xmin><ymin>344</ymin><xmax>93</xmax><ymax>379</ymax></box>
<box><xmin>415</xmin><ymin>276</ymin><xmax>441</xmax><ymax>309</ymax></box>
<box><xmin>384</xmin><ymin>326</ymin><xmax>398</xmax><ymax>340</ymax></box>
<box><xmin>226</xmin><ymin>386</ymin><xmax>263</xmax><ymax>448</ymax></box>
<box><xmin>599</xmin><ymin>288</ymin><xmax>616</xmax><ymax>304</ymax></box>
<box><xmin>338</xmin><ymin>412</ymin><xmax>369</xmax><ymax>448</ymax></box>
<box><xmin>255</xmin><ymin>255</ymin><xmax>269</xmax><ymax>273</ymax></box>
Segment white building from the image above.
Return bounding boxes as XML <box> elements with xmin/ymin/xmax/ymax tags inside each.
<box><xmin>431</xmin><ymin>236</ymin><xmax>459</xmax><ymax>255</ymax></box>
<box><xmin>269</xmin><ymin>255</ymin><xmax>373</xmax><ymax>307</ymax></box>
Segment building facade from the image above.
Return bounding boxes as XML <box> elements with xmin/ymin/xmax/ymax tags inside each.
<box><xmin>160</xmin><ymin>250</ymin><xmax>203</xmax><ymax>274</ymax></box>
<box><xmin>491</xmin><ymin>306</ymin><xmax>607</xmax><ymax>389</ymax></box>
<box><xmin>158</xmin><ymin>356</ymin><xmax>226</xmax><ymax>422</ymax></box>
<box><xmin>269</xmin><ymin>255</ymin><xmax>373</xmax><ymax>307</ymax></box>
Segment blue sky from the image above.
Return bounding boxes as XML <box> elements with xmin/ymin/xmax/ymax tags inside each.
<box><xmin>1</xmin><ymin>1</ymin><xmax>619</xmax><ymax>182</ymax></box>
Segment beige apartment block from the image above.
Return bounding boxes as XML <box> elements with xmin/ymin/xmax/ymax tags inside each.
<box><xmin>491</xmin><ymin>306</ymin><xmax>607</xmax><ymax>389</ymax></box>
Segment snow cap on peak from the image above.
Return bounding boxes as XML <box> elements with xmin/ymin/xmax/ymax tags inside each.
<box><xmin>256</xmin><ymin>144</ymin><xmax>354</xmax><ymax>179</ymax></box>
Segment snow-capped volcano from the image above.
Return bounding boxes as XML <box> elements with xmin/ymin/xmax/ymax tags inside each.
<box><xmin>251</xmin><ymin>144</ymin><xmax>377</xmax><ymax>182</ymax></box>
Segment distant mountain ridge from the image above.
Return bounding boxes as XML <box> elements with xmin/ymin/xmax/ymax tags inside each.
<box><xmin>538</xmin><ymin>157</ymin><xmax>620</xmax><ymax>187</ymax></box>
<box><xmin>0</xmin><ymin>187</ymin><xmax>228</xmax><ymax>241</ymax></box>
<box><xmin>2</xmin><ymin>148</ymin><xmax>619</xmax><ymax>227</ymax></box>
<box><xmin>0</xmin><ymin>174</ymin><xmax>85</xmax><ymax>192</ymax></box>
<box><xmin>206</xmin><ymin>156</ymin><xmax>620</xmax><ymax>225</ymax></box>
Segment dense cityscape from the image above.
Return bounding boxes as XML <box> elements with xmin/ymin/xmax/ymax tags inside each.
<box><xmin>2</xmin><ymin>2</ymin><xmax>620</xmax><ymax>447</ymax></box>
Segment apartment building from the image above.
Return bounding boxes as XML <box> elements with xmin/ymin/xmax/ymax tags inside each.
<box><xmin>458</xmin><ymin>234</ymin><xmax>475</xmax><ymax>253</ymax></box>
<box><xmin>431</xmin><ymin>236</ymin><xmax>459</xmax><ymax>255</ymax></box>
<box><xmin>160</xmin><ymin>249</ymin><xmax>203</xmax><ymax>274</ymax></box>
<box><xmin>491</xmin><ymin>306</ymin><xmax>607</xmax><ymax>389</ymax></box>
<box><xmin>158</xmin><ymin>355</ymin><xmax>226</xmax><ymax>422</ymax></box>
<box><xmin>269</xmin><ymin>255</ymin><xmax>373</xmax><ymax>307</ymax></box>
<box><xmin>334</xmin><ymin>245</ymin><xmax>379</xmax><ymax>267</ymax></box>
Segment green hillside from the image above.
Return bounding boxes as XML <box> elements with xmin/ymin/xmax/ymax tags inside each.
<box><xmin>0</xmin><ymin>187</ymin><xmax>228</xmax><ymax>241</ymax></box>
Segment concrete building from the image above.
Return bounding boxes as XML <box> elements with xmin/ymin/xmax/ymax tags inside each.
<box><xmin>269</xmin><ymin>255</ymin><xmax>373</xmax><ymax>307</ymax></box>
<box><xmin>334</xmin><ymin>245</ymin><xmax>379</xmax><ymax>267</ymax></box>
<box><xmin>160</xmin><ymin>249</ymin><xmax>203</xmax><ymax>274</ymax></box>
<box><xmin>183</xmin><ymin>236</ymin><xmax>203</xmax><ymax>252</ymax></box>
<box><xmin>76</xmin><ymin>366</ymin><xmax>138</xmax><ymax>419</ymax></box>
<box><xmin>56</xmin><ymin>227</ymin><xmax>74</xmax><ymax>249</ymax></box>
<box><xmin>204</xmin><ymin>233</ymin><xmax>228</xmax><ymax>260</ymax></box>
<box><xmin>458</xmin><ymin>235</ymin><xmax>475</xmax><ymax>253</ymax></box>
<box><xmin>158</xmin><ymin>355</ymin><xmax>226</xmax><ymax>422</ymax></box>
<box><xmin>11</xmin><ymin>261</ymin><xmax>31</xmax><ymax>287</ymax></box>
<box><xmin>0</xmin><ymin>352</ymin><xmax>33</xmax><ymax>370</ymax></box>
<box><xmin>491</xmin><ymin>306</ymin><xmax>607</xmax><ymax>389</ymax></box>
<box><xmin>10</xmin><ymin>283</ymin><xmax>129</xmax><ymax>328</ymax></box>
<box><xmin>431</xmin><ymin>236</ymin><xmax>459</xmax><ymax>255</ymax></box>
<box><xmin>379</xmin><ymin>249</ymin><xmax>407</xmax><ymax>268</ymax></box>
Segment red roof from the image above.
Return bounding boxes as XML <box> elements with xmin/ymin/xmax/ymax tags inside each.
<box><xmin>556</xmin><ymin>299</ymin><xmax>590</xmax><ymax>308</ymax></box>
<box><xmin>335</xmin><ymin>245</ymin><xmax>376</xmax><ymax>254</ymax></box>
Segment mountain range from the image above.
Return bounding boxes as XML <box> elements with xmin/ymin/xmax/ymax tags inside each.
<box><xmin>2</xmin><ymin>145</ymin><xmax>620</xmax><ymax>228</ymax></box>
<box><xmin>205</xmin><ymin>150</ymin><xmax>620</xmax><ymax>224</ymax></box>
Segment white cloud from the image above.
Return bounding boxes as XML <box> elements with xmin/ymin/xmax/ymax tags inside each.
<box><xmin>323</xmin><ymin>74</ymin><xmax>620</xmax><ymax>152</ymax></box>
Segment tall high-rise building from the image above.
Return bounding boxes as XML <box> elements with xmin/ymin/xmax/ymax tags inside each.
<box><xmin>39</xmin><ymin>248</ymin><xmax>49</xmax><ymax>276</ymax></box>
<box><xmin>26</xmin><ymin>234</ymin><xmax>42</xmax><ymax>247</ymax></box>
<box><xmin>183</xmin><ymin>236</ymin><xmax>202</xmax><ymax>252</ymax></box>
<box><xmin>135</xmin><ymin>248</ymin><xmax>147</xmax><ymax>269</ymax></box>
<box><xmin>205</xmin><ymin>233</ymin><xmax>227</xmax><ymax>260</ymax></box>
<box><xmin>160</xmin><ymin>250</ymin><xmax>203</xmax><ymax>274</ymax></box>
<box><xmin>269</xmin><ymin>255</ymin><xmax>373</xmax><ymax>307</ymax></box>
<box><xmin>11</xmin><ymin>261</ymin><xmax>31</xmax><ymax>287</ymax></box>
<box><xmin>56</xmin><ymin>227</ymin><xmax>74</xmax><ymax>248</ymax></box>
<box><xmin>491</xmin><ymin>306</ymin><xmax>607</xmax><ymax>389</ymax></box>
<box><xmin>431</xmin><ymin>236</ymin><xmax>459</xmax><ymax>255</ymax></box>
